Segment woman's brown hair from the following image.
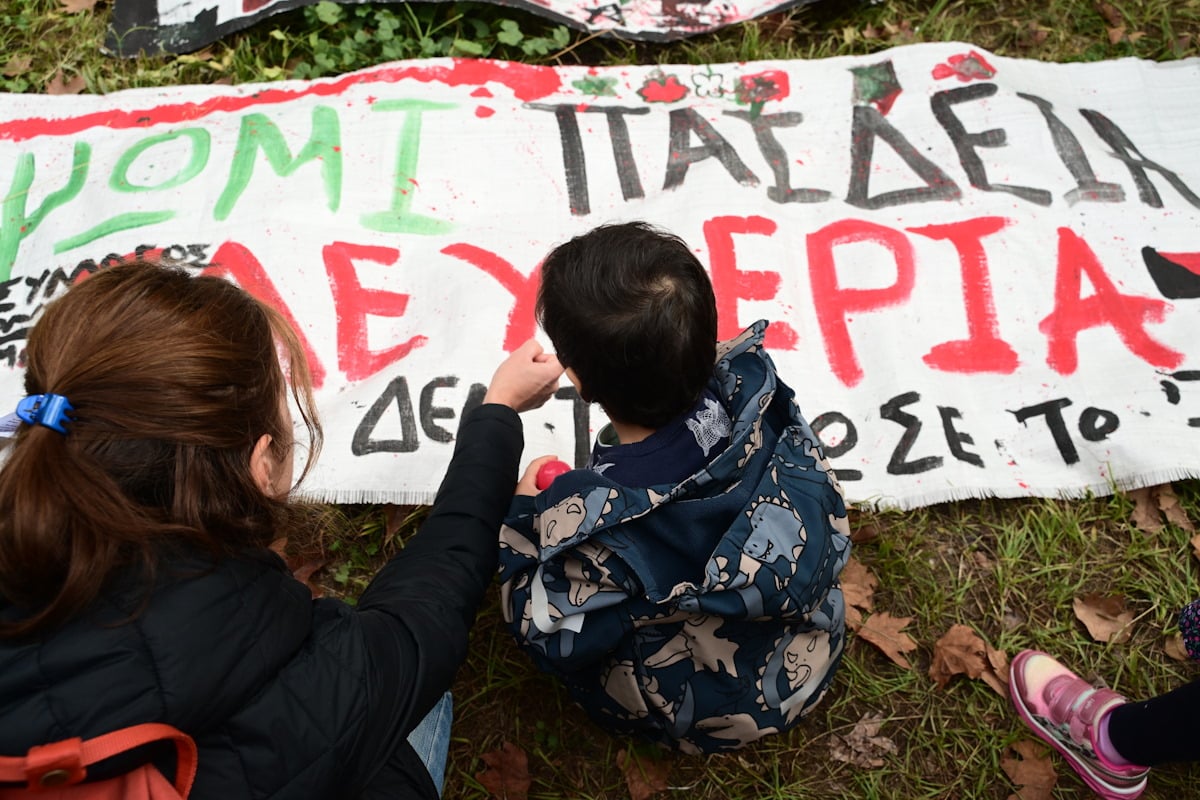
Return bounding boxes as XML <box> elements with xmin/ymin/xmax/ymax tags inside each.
<box><xmin>0</xmin><ymin>262</ymin><xmax>323</xmax><ymax>638</ymax></box>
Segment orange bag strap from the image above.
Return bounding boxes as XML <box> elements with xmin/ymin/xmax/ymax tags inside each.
<box><xmin>0</xmin><ymin>723</ymin><xmax>197</xmax><ymax>796</ymax></box>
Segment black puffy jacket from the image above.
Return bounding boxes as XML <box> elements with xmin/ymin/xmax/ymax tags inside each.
<box><xmin>0</xmin><ymin>405</ymin><xmax>523</xmax><ymax>799</ymax></box>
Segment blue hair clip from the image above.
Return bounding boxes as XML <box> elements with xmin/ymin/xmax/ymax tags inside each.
<box><xmin>15</xmin><ymin>393</ymin><xmax>75</xmax><ymax>435</ymax></box>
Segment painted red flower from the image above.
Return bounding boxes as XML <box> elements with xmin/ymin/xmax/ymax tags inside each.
<box><xmin>638</xmin><ymin>73</ymin><xmax>689</xmax><ymax>103</ymax></box>
<box><xmin>931</xmin><ymin>50</ymin><xmax>997</xmax><ymax>82</ymax></box>
<box><xmin>735</xmin><ymin>69</ymin><xmax>790</xmax><ymax>106</ymax></box>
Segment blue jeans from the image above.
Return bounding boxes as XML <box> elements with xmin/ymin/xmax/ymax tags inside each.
<box><xmin>406</xmin><ymin>691</ymin><xmax>453</xmax><ymax>796</ymax></box>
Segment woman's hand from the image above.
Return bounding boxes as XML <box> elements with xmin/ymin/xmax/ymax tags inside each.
<box><xmin>515</xmin><ymin>455</ymin><xmax>559</xmax><ymax>496</ymax></box>
<box><xmin>483</xmin><ymin>339</ymin><xmax>564</xmax><ymax>413</ymax></box>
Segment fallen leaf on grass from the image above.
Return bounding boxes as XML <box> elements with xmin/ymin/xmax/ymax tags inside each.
<box><xmin>841</xmin><ymin>556</ymin><xmax>877</xmax><ymax>631</ymax></box>
<box><xmin>1156</xmin><ymin>484</ymin><xmax>1194</xmax><ymax>531</ymax></box>
<box><xmin>1192</xmin><ymin>533</ymin><xmax>1200</xmax><ymax>563</ymax></box>
<box><xmin>1164</xmin><ymin>633</ymin><xmax>1190</xmax><ymax>662</ymax></box>
<box><xmin>848</xmin><ymin>512</ymin><xmax>882</xmax><ymax>544</ymax></box>
<box><xmin>290</xmin><ymin>558</ymin><xmax>329</xmax><ymax>598</ymax></box>
<box><xmin>46</xmin><ymin>69</ymin><xmax>86</xmax><ymax>95</ymax></box>
<box><xmin>384</xmin><ymin>504</ymin><xmax>426</xmax><ymax>549</ymax></box>
<box><xmin>1073</xmin><ymin>593</ymin><xmax>1134</xmax><ymax>644</ymax></box>
<box><xmin>268</xmin><ymin>537</ymin><xmax>328</xmax><ymax>598</ymax></box>
<box><xmin>829</xmin><ymin>712</ymin><xmax>897</xmax><ymax>769</ymax></box>
<box><xmin>929</xmin><ymin>624</ymin><xmax>1008</xmax><ymax>695</ymax></box>
<box><xmin>856</xmin><ymin>612</ymin><xmax>918</xmax><ymax>668</ymax></box>
<box><xmin>3</xmin><ymin>56</ymin><xmax>32</xmax><ymax>77</ymax></box>
<box><xmin>1002</xmin><ymin>740</ymin><xmax>1057</xmax><ymax>800</ymax></box>
<box><xmin>617</xmin><ymin>749</ymin><xmax>669</xmax><ymax>800</ymax></box>
<box><xmin>1129</xmin><ymin>483</ymin><xmax>1194</xmax><ymax>534</ymax></box>
<box><xmin>1094</xmin><ymin>0</ymin><xmax>1123</xmax><ymax>28</ymax></box>
<box><xmin>475</xmin><ymin>741</ymin><xmax>530</xmax><ymax>800</ymax></box>
<box><xmin>1023</xmin><ymin>22</ymin><xmax>1049</xmax><ymax>46</ymax></box>
<box><xmin>58</xmin><ymin>0</ymin><xmax>98</xmax><ymax>12</ymax></box>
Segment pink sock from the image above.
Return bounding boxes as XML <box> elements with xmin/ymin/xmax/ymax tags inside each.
<box><xmin>1095</xmin><ymin>709</ymin><xmax>1136</xmax><ymax>767</ymax></box>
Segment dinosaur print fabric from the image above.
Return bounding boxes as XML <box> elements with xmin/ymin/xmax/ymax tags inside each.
<box><xmin>498</xmin><ymin>322</ymin><xmax>851</xmax><ymax>753</ymax></box>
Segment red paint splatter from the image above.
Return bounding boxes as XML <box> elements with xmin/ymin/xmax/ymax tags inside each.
<box><xmin>470</xmin><ymin>87</ymin><xmax>493</xmax><ymax>98</ymax></box>
<box><xmin>475</xmin><ymin>106</ymin><xmax>495</xmax><ymax>118</ymax></box>
<box><xmin>0</xmin><ymin>59</ymin><xmax>561</xmax><ymax>143</ymax></box>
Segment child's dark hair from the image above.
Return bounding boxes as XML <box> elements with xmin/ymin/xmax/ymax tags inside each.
<box><xmin>536</xmin><ymin>221</ymin><xmax>717</xmax><ymax>428</ymax></box>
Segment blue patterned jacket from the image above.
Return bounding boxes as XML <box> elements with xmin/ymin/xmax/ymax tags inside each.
<box><xmin>498</xmin><ymin>322</ymin><xmax>851</xmax><ymax>753</ymax></box>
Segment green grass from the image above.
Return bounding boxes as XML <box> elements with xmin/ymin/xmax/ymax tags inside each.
<box><xmin>5</xmin><ymin>0</ymin><xmax>1200</xmax><ymax>796</ymax></box>
<box><xmin>3</xmin><ymin>0</ymin><xmax>1199</xmax><ymax>94</ymax></box>
<box><xmin>432</xmin><ymin>488</ymin><xmax>1200</xmax><ymax>799</ymax></box>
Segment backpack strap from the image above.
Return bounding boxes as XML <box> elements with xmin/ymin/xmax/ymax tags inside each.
<box><xmin>0</xmin><ymin>723</ymin><xmax>197</xmax><ymax>796</ymax></box>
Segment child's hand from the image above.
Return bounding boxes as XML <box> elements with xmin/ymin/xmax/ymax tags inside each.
<box><xmin>516</xmin><ymin>455</ymin><xmax>560</xmax><ymax>496</ymax></box>
<box><xmin>484</xmin><ymin>339</ymin><xmax>564</xmax><ymax>413</ymax></box>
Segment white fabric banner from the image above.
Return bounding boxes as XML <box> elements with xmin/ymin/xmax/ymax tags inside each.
<box><xmin>2</xmin><ymin>44</ymin><xmax>1199</xmax><ymax>508</ymax></box>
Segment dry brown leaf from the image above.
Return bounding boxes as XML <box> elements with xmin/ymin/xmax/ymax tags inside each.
<box><xmin>1164</xmin><ymin>634</ymin><xmax>1190</xmax><ymax>662</ymax></box>
<box><xmin>972</xmin><ymin>550</ymin><xmax>997</xmax><ymax>571</ymax></box>
<box><xmin>1130</xmin><ymin>484</ymin><xmax>1193</xmax><ymax>534</ymax></box>
<box><xmin>842</xmin><ymin>557</ymin><xmax>878</xmax><ymax>632</ymax></box>
<box><xmin>982</xmin><ymin>643</ymin><xmax>1011</xmax><ymax>696</ymax></box>
<box><xmin>1106</xmin><ymin>26</ymin><xmax>1127</xmax><ymax>44</ymax></box>
<box><xmin>1001</xmin><ymin>740</ymin><xmax>1057</xmax><ymax>800</ymax></box>
<box><xmin>828</xmin><ymin>712</ymin><xmax>897</xmax><ymax>769</ymax></box>
<box><xmin>1191</xmin><ymin>533</ymin><xmax>1200</xmax><ymax>563</ymax></box>
<box><xmin>58</xmin><ymin>0</ymin><xmax>98</xmax><ymax>12</ymax></box>
<box><xmin>3</xmin><ymin>56</ymin><xmax>32</xmax><ymax>78</ymax></box>
<box><xmin>857</xmin><ymin>612</ymin><xmax>918</xmax><ymax>669</ymax></box>
<box><xmin>849</xmin><ymin>515</ymin><xmax>882</xmax><ymax>544</ymax></box>
<box><xmin>1073</xmin><ymin>593</ymin><xmax>1134</xmax><ymax>644</ymax></box>
<box><xmin>1094</xmin><ymin>0</ymin><xmax>1123</xmax><ymax>27</ymax></box>
<box><xmin>475</xmin><ymin>741</ymin><xmax>530</xmax><ymax>800</ymax></box>
<box><xmin>929</xmin><ymin>624</ymin><xmax>1007</xmax><ymax>694</ymax></box>
<box><xmin>617</xmin><ymin>749</ymin><xmax>669</xmax><ymax>800</ymax></box>
<box><xmin>846</xmin><ymin>604</ymin><xmax>863</xmax><ymax>631</ymax></box>
<box><xmin>1024</xmin><ymin>22</ymin><xmax>1049</xmax><ymax>45</ymax></box>
<box><xmin>45</xmin><ymin>69</ymin><xmax>86</xmax><ymax>96</ymax></box>
<box><xmin>1156</xmin><ymin>484</ymin><xmax>1194</xmax><ymax>531</ymax></box>
<box><xmin>842</xmin><ymin>557</ymin><xmax>877</xmax><ymax>612</ymax></box>
<box><xmin>1128</xmin><ymin>486</ymin><xmax>1163</xmax><ymax>534</ymax></box>
<box><xmin>268</xmin><ymin>536</ymin><xmax>327</xmax><ymax>598</ymax></box>
<box><xmin>290</xmin><ymin>558</ymin><xmax>328</xmax><ymax>598</ymax></box>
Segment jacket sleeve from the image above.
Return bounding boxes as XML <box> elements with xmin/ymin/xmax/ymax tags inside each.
<box><xmin>349</xmin><ymin>404</ymin><xmax>523</xmax><ymax>775</ymax></box>
<box><xmin>498</xmin><ymin>490</ymin><xmax>639</xmax><ymax>675</ymax></box>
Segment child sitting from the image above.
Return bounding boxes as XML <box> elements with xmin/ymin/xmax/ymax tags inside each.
<box><xmin>498</xmin><ymin>221</ymin><xmax>852</xmax><ymax>753</ymax></box>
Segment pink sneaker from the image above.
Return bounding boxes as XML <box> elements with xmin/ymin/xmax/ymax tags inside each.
<box><xmin>1009</xmin><ymin>650</ymin><xmax>1148</xmax><ymax>800</ymax></box>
